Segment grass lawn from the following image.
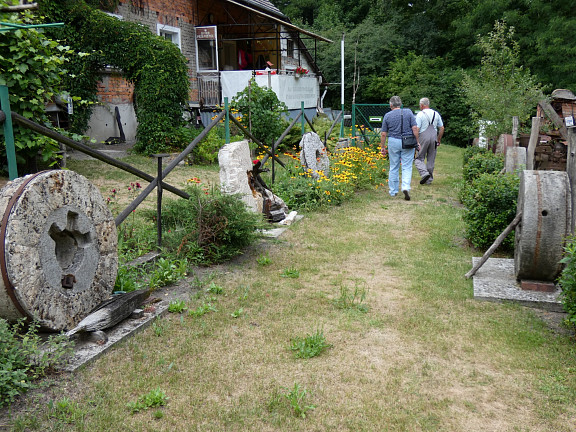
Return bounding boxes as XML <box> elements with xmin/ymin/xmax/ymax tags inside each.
<box><xmin>5</xmin><ymin>145</ymin><xmax>576</xmax><ymax>431</ymax></box>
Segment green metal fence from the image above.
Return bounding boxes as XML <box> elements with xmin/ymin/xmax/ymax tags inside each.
<box><xmin>351</xmin><ymin>104</ymin><xmax>391</xmax><ymax>148</ymax></box>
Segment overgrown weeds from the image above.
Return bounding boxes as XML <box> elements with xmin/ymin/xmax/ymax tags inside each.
<box><xmin>290</xmin><ymin>328</ymin><xmax>332</xmax><ymax>359</ymax></box>
<box><xmin>0</xmin><ymin>320</ymin><xmax>73</xmax><ymax>407</ymax></box>
<box><xmin>161</xmin><ymin>185</ymin><xmax>266</xmax><ymax>264</ymax></box>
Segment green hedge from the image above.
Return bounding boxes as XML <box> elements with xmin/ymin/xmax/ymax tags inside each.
<box><xmin>559</xmin><ymin>237</ymin><xmax>576</xmax><ymax>328</ymax></box>
<box><xmin>461</xmin><ymin>172</ymin><xmax>519</xmax><ymax>251</ymax></box>
<box><xmin>462</xmin><ymin>147</ymin><xmax>504</xmax><ymax>183</ymax></box>
<box><xmin>460</xmin><ymin>147</ymin><xmax>517</xmax><ymax>251</ymax></box>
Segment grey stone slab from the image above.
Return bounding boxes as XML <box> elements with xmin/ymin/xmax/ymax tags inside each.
<box><xmin>472</xmin><ymin>257</ymin><xmax>563</xmax><ymax>312</ymax></box>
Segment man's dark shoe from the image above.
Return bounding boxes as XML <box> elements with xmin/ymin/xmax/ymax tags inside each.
<box><xmin>420</xmin><ymin>174</ymin><xmax>431</xmax><ymax>185</ymax></box>
<box><xmin>403</xmin><ymin>190</ymin><xmax>410</xmax><ymax>201</ymax></box>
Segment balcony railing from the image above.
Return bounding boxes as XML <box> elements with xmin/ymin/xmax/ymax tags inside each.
<box><xmin>198</xmin><ymin>70</ymin><xmax>318</xmax><ymax>110</ymax></box>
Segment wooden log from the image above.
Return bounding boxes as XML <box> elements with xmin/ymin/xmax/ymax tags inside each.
<box><xmin>11</xmin><ymin>113</ymin><xmax>190</xmax><ymax>200</ymax></box>
<box><xmin>66</xmin><ymin>289</ymin><xmax>150</xmax><ymax>337</ymax></box>
<box><xmin>465</xmin><ymin>212</ymin><xmax>522</xmax><ymax>279</ymax></box>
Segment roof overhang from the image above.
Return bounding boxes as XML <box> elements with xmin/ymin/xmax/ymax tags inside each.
<box><xmin>223</xmin><ymin>0</ymin><xmax>333</xmax><ymax>43</ymax></box>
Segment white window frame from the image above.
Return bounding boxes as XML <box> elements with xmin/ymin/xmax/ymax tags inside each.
<box><xmin>157</xmin><ymin>23</ymin><xmax>181</xmax><ymax>50</ymax></box>
<box><xmin>195</xmin><ymin>26</ymin><xmax>219</xmax><ymax>72</ymax></box>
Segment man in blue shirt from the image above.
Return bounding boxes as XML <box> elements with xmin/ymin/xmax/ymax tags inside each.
<box><xmin>381</xmin><ymin>96</ymin><xmax>419</xmax><ymax>200</ymax></box>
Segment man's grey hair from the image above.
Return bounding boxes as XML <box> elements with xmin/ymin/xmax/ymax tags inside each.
<box><xmin>389</xmin><ymin>95</ymin><xmax>402</xmax><ymax>108</ymax></box>
<box><xmin>419</xmin><ymin>97</ymin><xmax>430</xmax><ymax>107</ymax></box>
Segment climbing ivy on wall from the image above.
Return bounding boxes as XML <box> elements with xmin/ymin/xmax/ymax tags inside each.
<box><xmin>40</xmin><ymin>0</ymin><xmax>190</xmax><ymax>154</ymax></box>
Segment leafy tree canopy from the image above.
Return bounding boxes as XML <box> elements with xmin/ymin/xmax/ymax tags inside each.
<box><xmin>461</xmin><ymin>21</ymin><xmax>543</xmax><ymax>138</ymax></box>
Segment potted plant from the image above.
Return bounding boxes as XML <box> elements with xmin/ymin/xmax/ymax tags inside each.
<box><xmin>294</xmin><ymin>66</ymin><xmax>308</xmax><ymax>78</ymax></box>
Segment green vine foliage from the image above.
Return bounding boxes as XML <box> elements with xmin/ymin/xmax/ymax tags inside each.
<box><xmin>40</xmin><ymin>0</ymin><xmax>191</xmax><ymax>154</ymax></box>
<box><xmin>0</xmin><ymin>6</ymin><xmax>72</xmax><ymax>172</ymax></box>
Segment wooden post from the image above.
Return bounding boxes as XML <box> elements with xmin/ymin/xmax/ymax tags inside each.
<box><xmin>567</xmin><ymin>127</ymin><xmax>576</xmax><ymax>234</ymax></box>
<box><xmin>0</xmin><ymin>86</ymin><xmax>18</xmax><ymax>180</ymax></box>
<box><xmin>526</xmin><ymin>116</ymin><xmax>541</xmax><ymax>170</ymax></box>
<box><xmin>152</xmin><ymin>154</ymin><xmax>169</xmax><ymax>250</ymax></box>
<box><xmin>512</xmin><ymin>116</ymin><xmax>519</xmax><ymax>147</ymax></box>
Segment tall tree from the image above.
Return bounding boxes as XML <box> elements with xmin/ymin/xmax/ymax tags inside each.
<box><xmin>461</xmin><ymin>21</ymin><xmax>543</xmax><ymax>138</ymax></box>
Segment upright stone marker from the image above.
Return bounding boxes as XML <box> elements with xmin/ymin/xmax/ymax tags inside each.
<box><xmin>300</xmin><ymin>132</ymin><xmax>330</xmax><ymax>179</ymax></box>
<box><xmin>505</xmin><ymin>146</ymin><xmax>527</xmax><ymax>174</ymax></box>
<box><xmin>218</xmin><ymin>140</ymin><xmax>261</xmax><ymax>212</ymax></box>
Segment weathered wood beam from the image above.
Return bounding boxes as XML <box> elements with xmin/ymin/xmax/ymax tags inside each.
<box><xmin>229</xmin><ymin>115</ymin><xmax>286</xmax><ymax>167</ymax></box>
<box><xmin>11</xmin><ymin>112</ymin><xmax>189</xmax><ymax>200</ymax></box>
<box><xmin>465</xmin><ymin>212</ymin><xmax>522</xmax><ymax>279</ymax></box>
<box><xmin>261</xmin><ymin>112</ymin><xmax>301</xmax><ymax>165</ymax></box>
<box><xmin>538</xmin><ymin>99</ymin><xmax>568</xmax><ymax>140</ymax></box>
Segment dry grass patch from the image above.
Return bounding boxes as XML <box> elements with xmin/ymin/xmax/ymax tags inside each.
<box><xmin>5</xmin><ymin>146</ymin><xmax>576</xmax><ymax>431</ymax></box>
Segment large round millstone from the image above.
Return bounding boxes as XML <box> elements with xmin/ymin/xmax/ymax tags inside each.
<box><xmin>0</xmin><ymin>170</ymin><xmax>118</xmax><ymax>331</ymax></box>
<box><xmin>514</xmin><ymin>170</ymin><xmax>571</xmax><ymax>281</ymax></box>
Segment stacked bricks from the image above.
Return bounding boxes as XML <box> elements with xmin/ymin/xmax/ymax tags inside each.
<box><xmin>97</xmin><ymin>73</ymin><xmax>134</xmax><ymax>104</ymax></box>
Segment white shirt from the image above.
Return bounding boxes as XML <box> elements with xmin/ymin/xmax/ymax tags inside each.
<box><xmin>416</xmin><ymin>108</ymin><xmax>443</xmax><ymax>133</ymax></box>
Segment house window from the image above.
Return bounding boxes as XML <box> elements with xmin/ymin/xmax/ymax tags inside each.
<box><xmin>195</xmin><ymin>26</ymin><xmax>219</xmax><ymax>72</ymax></box>
<box><xmin>287</xmin><ymin>40</ymin><xmax>294</xmax><ymax>58</ymax></box>
<box><xmin>157</xmin><ymin>23</ymin><xmax>181</xmax><ymax>50</ymax></box>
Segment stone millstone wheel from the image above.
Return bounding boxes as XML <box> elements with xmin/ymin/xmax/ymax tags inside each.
<box><xmin>514</xmin><ymin>170</ymin><xmax>571</xmax><ymax>281</ymax></box>
<box><xmin>299</xmin><ymin>132</ymin><xmax>330</xmax><ymax>179</ymax></box>
<box><xmin>0</xmin><ymin>170</ymin><xmax>118</xmax><ymax>331</ymax></box>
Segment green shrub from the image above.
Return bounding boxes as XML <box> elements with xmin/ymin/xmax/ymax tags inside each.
<box><xmin>0</xmin><ymin>319</ymin><xmax>73</xmax><ymax>407</ymax></box>
<box><xmin>191</xmin><ymin>126</ymin><xmax>243</xmax><ymax>165</ymax></box>
<box><xmin>161</xmin><ymin>186</ymin><xmax>266</xmax><ymax>264</ymax></box>
<box><xmin>558</xmin><ymin>236</ymin><xmax>576</xmax><ymax>328</ymax></box>
<box><xmin>0</xmin><ymin>8</ymin><xmax>74</xmax><ymax>173</ymax></box>
<box><xmin>462</xmin><ymin>145</ymin><xmax>489</xmax><ymax>167</ymax></box>
<box><xmin>461</xmin><ymin>172</ymin><xmax>519</xmax><ymax>251</ymax></box>
<box><xmin>462</xmin><ymin>150</ymin><xmax>504</xmax><ymax>183</ymax></box>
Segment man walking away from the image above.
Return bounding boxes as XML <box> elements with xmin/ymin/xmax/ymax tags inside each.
<box><xmin>415</xmin><ymin>98</ymin><xmax>444</xmax><ymax>185</ymax></box>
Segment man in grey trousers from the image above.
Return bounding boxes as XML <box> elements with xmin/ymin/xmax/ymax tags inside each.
<box><xmin>415</xmin><ymin>97</ymin><xmax>444</xmax><ymax>185</ymax></box>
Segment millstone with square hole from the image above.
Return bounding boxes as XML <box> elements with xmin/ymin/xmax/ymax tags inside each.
<box><xmin>0</xmin><ymin>170</ymin><xmax>118</xmax><ymax>331</ymax></box>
